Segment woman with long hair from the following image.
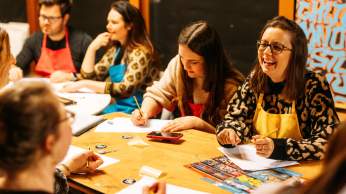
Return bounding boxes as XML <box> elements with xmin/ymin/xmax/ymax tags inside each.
<box><xmin>131</xmin><ymin>20</ymin><xmax>244</xmax><ymax>133</ymax></box>
<box><xmin>61</xmin><ymin>0</ymin><xmax>160</xmax><ymax>114</ymax></box>
<box><xmin>217</xmin><ymin>16</ymin><xmax>339</xmax><ymax>161</ymax></box>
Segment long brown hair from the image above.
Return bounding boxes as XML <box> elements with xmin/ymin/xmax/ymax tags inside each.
<box><xmin>110</xmin><ymin>0</ymin><xmax>159</xmax><ymax>67</ymax></box>
<box><xmin>178</xmin><ymin>21</ymin><xmax>244</xmax><ymax>124</ymax></box>
<box><xmin>0</xmin><ymin>27</ymin><xmax>12</xmax><ymax>87</ymax></box>
<box><xmin>250</xmin><ymin>16</ymin><xmax>308</xmax><ymax>101</ymax></box>
<box><xmin>298</xmin><ymin>122</ymin><xmax>346</xmax><ymax>194</ymax></box>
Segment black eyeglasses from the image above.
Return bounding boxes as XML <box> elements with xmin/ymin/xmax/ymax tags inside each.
<box><xmin>257</xmin><ymin>41</ymin><xmax>292</xmax><ymax>54</ymax></box>
<box><xmin>39</xmin><ymin>14</ymin><xmax>62</xmax><ymax>23</ymax></box>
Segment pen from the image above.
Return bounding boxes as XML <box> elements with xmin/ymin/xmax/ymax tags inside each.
<box><xmin>58</xmin><ymin>96</ymin><xmax>77</xmax><ymax>105</ymax></box>
<box><xmin>133</xmin><ymin>96</ymin><xmax>144</xmax><ymax>118</ymax></box>
<box><xmin>87</xmin><ymin>147</ymin><xmax>90</xmax><ymax>168</ymax></box>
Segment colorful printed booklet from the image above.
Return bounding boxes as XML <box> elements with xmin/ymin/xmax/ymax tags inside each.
<box><xmin>186</xmin><ymin>156</ymin><xmax>301</xmax><ymax>193</ymax></box>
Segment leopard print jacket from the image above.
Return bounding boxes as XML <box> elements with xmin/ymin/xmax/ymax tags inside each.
<box><xmin>216</xmin><ymin>70</ymin><xmax>339</xmax><ymax>161</ymax></box>
<box><xmin>81</xmin><ymin>46</ymin><xmax>160</xmax><ymax>98</ymax></box>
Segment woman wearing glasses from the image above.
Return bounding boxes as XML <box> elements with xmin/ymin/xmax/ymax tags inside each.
<box><xmin>217</xmin><ymin>16</ymin><xmax>339</xmax><ymax>161</ymax></box>
<box><xmin>0</xmin><ymin>82</ymin><xmax>165</xmax><ymax>194</ymax></box>
<box><xmin>131</xmin><ymin>21</ymin><xmax>244</xmax><ymax>133</ymax></box>
<box><xmin>0</xmin><ymin>82</ymin><xmax>103</xmax><ymax>193</ymax></box>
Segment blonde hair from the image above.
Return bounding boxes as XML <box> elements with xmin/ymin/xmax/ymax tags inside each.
<box><xmin>0</xmin><ymin>27</ymin><xmax>12</xmax><ymax>87</ymax></box>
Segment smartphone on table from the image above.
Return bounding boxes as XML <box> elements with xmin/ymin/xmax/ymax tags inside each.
<box><xmin>146</xmin><ymin>131</ymin><xmax>183</xmax><ymax>141</ymax></box>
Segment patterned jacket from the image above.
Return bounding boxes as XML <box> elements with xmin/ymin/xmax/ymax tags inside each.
<box><xmin>81</xmin><ymin>46</ymin><xmax>160</xmax><ymax>98</ymax></box>
<box><xmin>216</xmin><ymin>70</ymin><xmax>339</xmax><ymax>161</ymax></box>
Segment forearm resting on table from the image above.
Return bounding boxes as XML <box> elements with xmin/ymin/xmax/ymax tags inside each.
<box><xmin>197</xmin><ymin>120</ymin><xmax>216</xmax><ymax>133</ymax></box>
<box><xmin>81</xmin><ymin>80</ymin><xmax>106</xmax><ymax>93</ymax></box>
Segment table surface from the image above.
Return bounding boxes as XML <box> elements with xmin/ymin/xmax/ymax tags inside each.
<box><xmin>69</xmin><ymin>112</ymin><xmax>323</xmax><ymax>194</ymax></box>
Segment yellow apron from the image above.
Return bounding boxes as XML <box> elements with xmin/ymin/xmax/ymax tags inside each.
<box><xmin>253</xmin><ymin>93</ymin><xmax>302</xmax><ymax>140</ymax></box>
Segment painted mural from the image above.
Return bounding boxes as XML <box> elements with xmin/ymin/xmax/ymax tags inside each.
<box><xmin>296</xmin><ymin>0</ymin><xmax>346</xmax><ymax>104</ymax></box>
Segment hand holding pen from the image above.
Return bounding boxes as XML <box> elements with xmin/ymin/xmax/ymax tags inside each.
<box><xmin>131</xmin><ymin>96</ymin><xmax>149</xmax><ymax>126</ymax></box>
<box><xmin>252</xmin><ymin>129</ymin><xmax>279</xmax><ymax>158</ymax></box>
<box><xmin>61</xmin><ymin>150</ymin><xmax>104</xmax><ymax>175</ymax></box>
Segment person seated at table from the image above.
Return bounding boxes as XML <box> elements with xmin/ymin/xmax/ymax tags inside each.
<box><xmin>60</xmin><ymin>0</ymin><xmax>161</xmax><ymax>114</ymax></box>
<box><xmin>0</xmin><ymin>81</ymin><xmax>103</xmax><ymax>194</ymax></box>
<box><xmin>253</xmin><ymin>121</ymin><xmax>346</xmax><ymax>194</ymax></box>
<box><xmin>0</xmin><ymin>27</ymin><xmax>16</xmax><ymax>88</ymax></box>
<box><xmin>9</xmin><ymin>0</ymin><xmax>93</xmax><ymax>83</ymax></box>
<box><xmin>131</xmin><ymin>20</ymin><xmax>244</xmax><ymax>133</ymax></box>
<box><xmin>216</xmin><ymin>16</ymin><xmax>339</xmax><ymax>161</ymax></box>
<box><xmin>0</xmin><ymin>82</ymin><xmax>166</xmax><ymax>194</ymax></box>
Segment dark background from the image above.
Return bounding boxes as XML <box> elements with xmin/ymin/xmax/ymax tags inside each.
<box><xmin>150</xmin><ymin>0</ymin><xmax>277</xmax><ymax>73</ymax></box>
<box><xmin>0</xmin><ymin>0</ymin><xmax>277</xmax><ymax>75</ymax></box>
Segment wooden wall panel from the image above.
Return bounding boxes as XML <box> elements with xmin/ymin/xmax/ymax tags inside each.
<box><xmin>278</xmin><ymin>0</ymin><xmax>295</xmax><ymax>19</ymax></box>
<box><xmin>25</xmin><ymin>0</ymin><xmax>39</xmax><ymax>34</ymax></box>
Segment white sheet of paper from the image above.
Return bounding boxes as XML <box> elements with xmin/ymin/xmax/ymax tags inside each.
<box><xmin>61</xmin><ymin>145</ymin><xmax>119</xmax><ymax>169</ymax></box>
<box><xmin>71</xmin><ymin>114</ymin><xmax>105</xmax><ymax>136</ymax></box>
<box><xmin>218</xmin><ymin>144</ymin><xmax>298</xmax><ymax>171</ymax></box>
<box><xmin>95</xmin><ymin>117</ymin><xmax>171</xmax><ymax>133</ymax></box>
<box><xmin>116</xmin><ymin>176</ymin><xmax>209</xmax><ymax>194</ymax></box>
<box><xmin>58</xmin><ymin>92</ymin><xmax>111</xmax><ymax>115</ymax></box>
<box><xmin>53</xmin><ymin>81</ymin><xmax>96</xmax><ymax>93</ymax></box>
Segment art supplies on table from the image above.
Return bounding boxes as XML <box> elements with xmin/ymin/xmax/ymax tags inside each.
<box><xmin>218</xmin><ymin>144</ymin><xmax>299</xmax><ymax>170</ymax></box>
<box><xmin>186</xmin><ymin>156</ymin><xmax>301</xmax><ymax>194</ymax></box>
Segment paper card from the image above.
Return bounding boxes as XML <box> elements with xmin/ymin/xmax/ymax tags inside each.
<box><xmin>61</xmin><ymin>145</ymin><xmax>119</xmax><ymax>169</ymax></box>
<box><xmin>116</xmin><ymin>176</ymin><xmax>210</xmax><ymax>194</ymax></box>
<box><xmin>95</xmin><ymin>117</ymin><xmax>171</xmax><ymax>133</ymax></box>
<box><xmin>218</xmin><ymin>145</ymin><xmax>299</xmax><ymax>171</ymax></box>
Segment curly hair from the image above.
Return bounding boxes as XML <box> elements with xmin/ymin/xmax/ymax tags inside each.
<box><xmin>0</xmin><ymin>81</ymin><xmax>61</xmax><ymax>173</ymax></box>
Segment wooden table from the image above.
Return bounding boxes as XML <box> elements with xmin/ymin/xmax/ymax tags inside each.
<box><xmin>69</xmin><ymin>112</ymin><xmax>322</xmax><ymax>194</ymax></box>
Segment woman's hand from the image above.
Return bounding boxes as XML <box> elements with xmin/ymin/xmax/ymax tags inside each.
<box><xmin>8</xmin><ymin>66</ymin><xmax>23</xmax><ymax>82</ymax></box>
<box><xmin>131</xmin><ymin>109</ymin><xmax>149</xmax><ymax>126</ymax></box>
<box><xmin>161</xmin><ymin>116</ymin><xmax>202</xmax><ymax>132</ymax></box>
<box><xmin>142</xmin><ymin>181</ymin><xmax>166</xmax><ymax>194</ymax></box>
<box><xmin>59</xmin><ymin>81</ymin><xmax>86</xmax><ymax>93</ymax></box>
<box><xmin>217</xmin><ymin>128</ymin><xmax>241</xmax><ymax>146</ymax></box>
<box><xmin>252</xmin><ymin>135</ymin><xmax>274</xmax><ymax>158</ymax></box>
<box><xmin>63</xmin><ymin>151</ymin><xmax>103</xmax><ymax>175</ymax></box>
<box><xmin>50</xmin><ymin>71</ymin><xmax>74</xmax><ymax>83</ymax></box>
<box><xmin>90</xmin><ymin>32</ymin><xmax>111</xmax><ymax>51</ymax></box>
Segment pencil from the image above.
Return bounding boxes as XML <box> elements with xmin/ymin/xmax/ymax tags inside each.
<box><xmin>87</xmin><ymin>147</ymin><xmax>90</xmax><ymax>168</ymax></box>
<box><xmin>133</xmin><ymin>96</ymin><xmax>144</xmax><ymax>117</ymax></box>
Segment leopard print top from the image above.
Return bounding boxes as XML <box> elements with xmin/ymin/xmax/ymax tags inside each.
<box><xmin>81</xmin><ymin>46</ymin><xmax>160</xmax><ymax>98</ymax></box>
<box><xmin>216</xmin><ymin>70</ymin><xmax>339</xmax><ymax>161</ymax></box>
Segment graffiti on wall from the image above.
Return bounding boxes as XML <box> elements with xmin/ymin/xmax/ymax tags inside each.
<box><xmin>296</xmin><ymin>0</ymin><xmax>346</xmax><ymax>103</ymax></box>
